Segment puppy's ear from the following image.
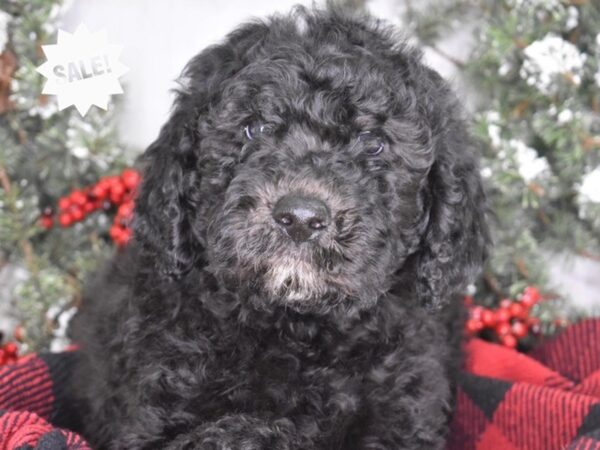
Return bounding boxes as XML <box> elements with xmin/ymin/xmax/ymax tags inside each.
<box><xmin>414</xmin><ymin>72</ymin><xmax>491</xmax><ymax>309</ymax></box>
<box><xmin>132</xmin><ymin>97</ymin><xmax>202</xmax><ymax>279</ymax></box>
<box><xmin>133</xmin><ymin>22</ymin><xmax>268</xmax><ymax>279</ymax></box>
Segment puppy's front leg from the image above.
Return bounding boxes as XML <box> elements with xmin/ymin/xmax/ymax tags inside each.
<box><xmin>164</xmin><ymin>414</ymin><xmax>305</xmax><ymax>450</ymax></box>
<box><xmin>345</xmin><ymin>347</ymin><xmax>452</xmax><ymax>450</ymax></box>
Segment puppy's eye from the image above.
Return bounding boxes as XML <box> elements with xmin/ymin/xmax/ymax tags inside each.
<box><xmin>357</xmin><ymin>131</ymin><xmax>385</xmax><ymax>156</ymax></box>
<box><xmin>244</xmin><ymin>123</ymin><xmax>273</xmax><ymax>140</ymax></box>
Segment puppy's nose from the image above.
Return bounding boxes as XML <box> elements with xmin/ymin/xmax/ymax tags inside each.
<box><xmin>272</xmin><ymin>195</ymin><xmax>330</xmax><ymax>243</ymax></box>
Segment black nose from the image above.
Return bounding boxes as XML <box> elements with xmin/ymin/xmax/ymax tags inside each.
<box><xmin>272</xmin><ymin>195</ymin><xmax>331</xmax><ymax>243</ymax></box>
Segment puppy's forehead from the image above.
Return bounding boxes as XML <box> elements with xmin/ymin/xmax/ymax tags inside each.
<box><xmin>240</xmin><ymin>46</ymin><xmax>394</xmax><ymax>96</ymax></box>
<box><xmin>224</xmin><ymin>44</ymin><xmax>401</xmax><ymax>130</ymax></box>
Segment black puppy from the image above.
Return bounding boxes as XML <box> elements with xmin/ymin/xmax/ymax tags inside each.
<box><xmin>71</xmin><ymin>6</ymin><xmax>489</xmax><ymax>449</ymax></box>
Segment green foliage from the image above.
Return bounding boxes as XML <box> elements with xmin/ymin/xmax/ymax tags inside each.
<box><xmin>405</xmin><ymin>0</ymin><xmax>600</xmax><ymax>312</ymax></box>
<box><xmin>0</xmin><ymin>0</ymin><xmax>133</xmax><ymax>350</ymax></box>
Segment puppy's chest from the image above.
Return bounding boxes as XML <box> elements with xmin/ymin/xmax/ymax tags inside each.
<box><xmin>209</xmin><ymin>331</ymin><xmax>368</xmax><ymax>416</ymax></box>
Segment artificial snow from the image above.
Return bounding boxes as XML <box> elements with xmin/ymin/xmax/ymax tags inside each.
<box><xmin>520</xmin><ymin>33</ymin><xmax>586</xmax><ymax>94</ymax></box>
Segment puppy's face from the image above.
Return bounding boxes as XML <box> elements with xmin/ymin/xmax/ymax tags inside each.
<box><xmin>136</xmin><ymin>11</ymin><xmax>488</xmax><ymax>314</ymax></box>
<box><xmin>200</xmin><ymin>41</ymin><xmax>433</xmax><ymax>313</ymax></box>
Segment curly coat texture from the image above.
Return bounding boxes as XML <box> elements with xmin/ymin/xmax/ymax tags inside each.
<box><xmin>70</xmin><ymin>6</ymin><xmax>490</xmax><ymax>450</ymax></box>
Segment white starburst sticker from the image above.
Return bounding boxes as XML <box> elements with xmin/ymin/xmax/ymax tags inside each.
<box><xmin>37</xmin><ymin>24</ymin><xmax>128</xmax><ymax>116</ymax></box>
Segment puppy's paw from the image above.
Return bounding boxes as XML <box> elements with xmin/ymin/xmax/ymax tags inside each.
<box><xmin>165</xmin><ymin>415</ymin><xmax>296</xmax><ymax>450</ymax></box>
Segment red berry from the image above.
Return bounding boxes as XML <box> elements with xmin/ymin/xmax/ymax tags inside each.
<box><xmin>501</xmin><ymin>334</ymin><xmax>518</xmax><ymax>349</ymax></box>
<box><xmin>526</xmin><ymin>286</ymin><xmax>541</xmax><ymax>300</ymax></box>
<box><xmin>470</xmin><ymin>306</ymin><xmax>483</xmax><ymax>321</ymax></box>
<box><xmin>463</xmin><ymin>295</ymin><xmax>473</xmax><ymax>306</ymax></box>
<box><xmin>58</xmin><ymin>197</ymin><xmax>71</xmax><ymax>211</ymax></box>
<box><xmin>97</xmin><ymin>178</ymin><xmax>110</xmax><ymax>190</ymax></box>
<box><xmin>83</xmin><ymin>201</ymin><xmax>95</xmax><ymax>213</ymax></box>
<box><xmin>511</xmin><ymin>320</ymin><xmax>528</xmax><ymax>338</ymax></box>
<box><xmin>509</xmin><ymin>302</ymin><xmax>527</xmax><ymax>320</ymax></box>
<box><xmin>466</xmin><ymin>319</ymin><xmax>484</xmax><ymax>334</ymax></box>
<box><xmin>521</xmin><ymin>286</ymin><xmax>541</xmax><ymax>306</ymax></box>
<box><xmin>499</xmin><ymin>298</ymin><xmax>512</xmax><ymax>309</ymax></box>
<box><xmin>117</xmin><ymin>201</ymin><xmax>134</xmax><ymax>219</ymax></box>
<box><xmin>110</xmin><ymin>184</ymin><xmax>125</xmax><ymax>204</ymax></box>
<box><xmin>40</xmin><ymin>215</ymin><xmax>54</xmax><ymax>229</ymax></box>
<box><xmin>3</xmin><ymin>342</ymin><xmax>17</xmax><ymax>356</ymax></box>
<box><xmin>109</xmin><ymin>225</ymin><xmax>124</xmax><ymax>241</ymax></box>
<box><xmin>118</xmin><ymin>228</ymin><xmax>132</xmax><ymax>246</ymax></box>
<box><xmin>90</xmin><ymin>184</ymin><xmax>108</xmax><ymax>200</ymax></box>
<box><xmin>70</xmin><ymin>206</ymin><xmax>84</xmax><ymax>221</ymax></box>
<box><xmin>521</xmin><ymin>297</ymin><xmax>534</xmax><ymax>308</ymax></box>
<box><xmin>58</xmin><ymin>213</ymin><xmax>73</xmax><ymax>227</ymax></box>
<box><xmin>495</xmin><ymin>322</ymin><xmax>511</xmax><ymax>336</ymax></box>
<box><xmin>495</xmin><ymin>308</ymin><xmax>511</xmax><ymax>324</ymax></box>
<box><xmin>106</xmin><ymin>176</ymin><xmax>121</xmax><ymax>187</ymax></box>
<box><xmin>70</xmin><ymin>190</ymin><xmax>87</xmax><ymax>206</ymax></box>
<box><xmin>121</xmin><ymin>168</ymin><xmax>141</xmax><ymax>190</ymax></box>
<box><xmin>123</xmin><ymin>191</ymin><xmax>136</xmax><ymax>204</ymax></box>
<box><xmin>110</xmin><ymin>193</ymin><xmax>123</xmax><ymax>205</ymax></box>
<box><xmin>481</xmin><ymin>310</ymin><xmax>496</xmax><ymax>327</ymax></box>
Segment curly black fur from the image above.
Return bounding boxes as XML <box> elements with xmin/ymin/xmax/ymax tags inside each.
<box><xmin>70</xmin><ymin>6</ymin><xmax>490</xmax><ymax>450</ymax></box>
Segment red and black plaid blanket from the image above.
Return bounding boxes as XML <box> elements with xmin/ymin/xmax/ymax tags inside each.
<box><xmin>1</xmin><ymin>319</ymin><xmax>599</xmax><ymax>449</ymax></box>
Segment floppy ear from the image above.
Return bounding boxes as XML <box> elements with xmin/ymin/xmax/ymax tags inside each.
<box><xmin>132</xmin><ymin>96</ymin><xmax>202</xmax><ymax>279</ymax></box>
<box><xmin>133</xmin><ymin>22</ymin><xmax>269</xmax><ymax>279</ymax></box>
<box><xmin>413</xmin><ymin>73</ymin><xmax>491</xmax><ymax>309</ymax></box>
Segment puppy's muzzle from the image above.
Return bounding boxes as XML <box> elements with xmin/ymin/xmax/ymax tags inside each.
<box><xmin>272</xmin><ymin>194</ymin><xmax>330</xmax><ymax>243</ymax></box>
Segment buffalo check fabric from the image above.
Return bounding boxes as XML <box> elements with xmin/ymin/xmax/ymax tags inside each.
<box><xmin>0</xmin><ymin>352</ymin><xmax>90</xmax><ymax>449</ymax></box>
<box><xmin>448</xmin><ymin>319</ymin><xmax>600</xmax><ymax>450</ymax></box>
<box><xmin>0</xmin><ymin>320</ymin><xmax>599</xmax><ymax>449</ymax></box>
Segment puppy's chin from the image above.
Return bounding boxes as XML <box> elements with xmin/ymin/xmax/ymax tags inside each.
<box><xmin>264</xmin><ymin>260</ymin><xmax>320</xmax><ymax>298</ymax></box>
<box><xmin>254</xmin><ymin>257</ymin><xmax>345</xmax><ymax>313</ymax></box>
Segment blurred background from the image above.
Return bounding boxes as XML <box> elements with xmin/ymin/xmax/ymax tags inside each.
<box><xmin>0</xmin><ymin>0</ymin><xmax>598</xmax><ymax>352</ymax></box>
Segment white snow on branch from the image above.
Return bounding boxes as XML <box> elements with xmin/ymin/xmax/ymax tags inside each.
<box><xmin>520</xmin><ymin>33</ymin><xmax>586</xmax><ymax>94</ymax></box>
<box><xmin>510</xmin><ymin>139</ymin><xmax>550</xmax><ymax>182</ymax></box>
<box><xmin>0</xmin><ymin>10</ymin><xmax>10</xmax><ymax>53</ymax></box>
<box><xmin>579</xmin><ymin>167</ymin><xmax>600</xmax><ymax>204</ymax></box>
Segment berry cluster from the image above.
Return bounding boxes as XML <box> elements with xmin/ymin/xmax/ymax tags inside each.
<box><xmin>465</xmin><ymin>286</ymin><xmax>542</xmax><ymax>349</ymax></box>
<box><xmin>110</xmin><ymin>199</ymin><xmax>135</xmax><ymax>247</ymax></box>
<box><xmin>40</xmin><ymin>168</ymin><xmax>141</xmax><ymax>247</ymax></box>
